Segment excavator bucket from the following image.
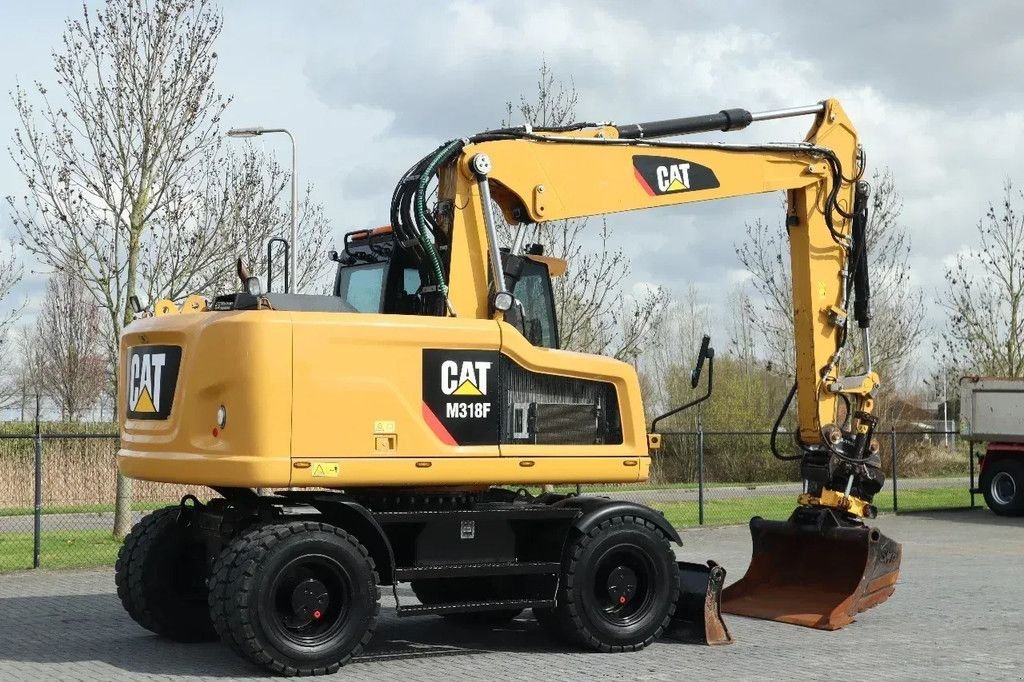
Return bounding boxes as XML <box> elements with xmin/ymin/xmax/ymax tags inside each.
<box><xmin>721</xmin><ymin>517</ymin><xmax>902</xmax><ymax>630</ymax></box>
<box><xmin>666</xmin><ymin>560</ymin><xmax>733</xmax><ymax>645</ymax></box>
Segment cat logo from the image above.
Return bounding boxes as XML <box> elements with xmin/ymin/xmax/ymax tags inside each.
<box><xmin>632</xmin><ymin>155</ymin><xmax>720</xmax><ymax>197</ymax></box>
<box><xmin>126</xmin><ymin>345</ymin><xmax>181</xmax><ymax>420</ymax></box>
<box><xmin>441</xmin><ymin>360</ymin><xmax>491</xmax><ymax>396</ymax></box>
<box><xmin>422</xmin><ymin>349</ymin><xmax>499</xmax><ymax>445</ymax></box>
<box><xmin>656</xmin><ymin>162</ymin><xmax>692</xmax><ymax>193</ymax></box>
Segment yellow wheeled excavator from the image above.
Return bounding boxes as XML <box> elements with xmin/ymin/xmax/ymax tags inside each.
<box><xmin>115</xmin><ymin>97</ymin><xmax>901</xmax><ymax>675</ymax></box>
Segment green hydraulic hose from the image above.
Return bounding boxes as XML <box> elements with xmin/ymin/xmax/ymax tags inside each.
<box><xmin>414</xmin><ymin>140</ymin><xmax>462</xmax><ymax>306</ymax></box>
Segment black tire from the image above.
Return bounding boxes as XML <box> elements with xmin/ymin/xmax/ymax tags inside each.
<box><xmin>549</xmin><ymin>516</ymin><xmax>678</xmax><ymax>652</ymax></box>
<box><xmin>114</xmin><ymin>506</ymin><xmax>216</xmax><ymax>643</ymax></box>
<box><xmin>208</xmin><ymin>521</ymin><xmax>379</xmax><ymax>676</ymax></box>
<box><xmin>411</xmin><ymin>577</ymin><xmax>524</xmax><ymax>625</ymax></box>
<box><xmin>981</xmin><ymin>458</ymin><xmax>1024</xmax><ymax>516</ymax></box>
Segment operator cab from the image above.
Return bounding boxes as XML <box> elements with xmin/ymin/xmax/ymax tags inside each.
<box><xmin>334</xmin><ymin>227</ymin><xmax>562</xmax><ymax>349</ymax></box>
<box><xmin>332</xmin><ymin>226</ymin><xmax>423</xmax><ymax>314</ymax></box>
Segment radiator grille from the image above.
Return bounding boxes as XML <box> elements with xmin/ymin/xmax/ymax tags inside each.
<box><xmin>500</xmin><ymin>357</ymin><xmax>622</xmax><ymax>445</ymax></box>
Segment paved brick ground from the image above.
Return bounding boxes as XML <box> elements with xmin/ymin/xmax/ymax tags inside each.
<box><xmin>1</xmin><ymin>509</ymin><xmax>1022</xmax><ymax>681</ymax></box>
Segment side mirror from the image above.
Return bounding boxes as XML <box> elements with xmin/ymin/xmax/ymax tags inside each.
<box><xmin>691</xmin><ymin>334</ymin><xmax>714</xmax><ymax>388</ymax></box>
<box><xmin>650</xmin><ymin>333</ymin><xmax>715</xmax><ymax>434</ymax></box>
<box><xmin>245</xmin><ymin>276</ymin><xmax>263</xmax><ymax>296</ymax></box>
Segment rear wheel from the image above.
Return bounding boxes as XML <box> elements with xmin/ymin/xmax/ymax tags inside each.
<box><xmin>548</xmin><ymin>516</ymin><xmax>678</xmax><ymax>652</ymax></box>
<box><xmin>115</xmin><ymin>505</ymin><xmax>216</xmax><ymax>642</ymax></box>
<box><xmin>208</xmin><ymin>522</ymin><xmax>379</xmax><ymax>676</ymax></box>
<box><xmin>981</xmin><ymin>459</ymin><xmax>1024</xmax><ymax>516</ymax></box>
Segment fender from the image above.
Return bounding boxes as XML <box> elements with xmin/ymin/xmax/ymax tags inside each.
<box><xmin>300</xmin><ymin>495</ymin><xmax>397</xmax><ymax>585</ymax></box>
<box><xmin>553</xmin><ymin>496</ymin><xmax>682</xmax><ymax>546</ymax></box>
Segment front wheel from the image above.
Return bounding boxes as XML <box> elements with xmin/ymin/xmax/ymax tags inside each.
<box><xmin>981</xmin><ymin>459</ymin><xmax>1024</xmax><ymax>516</ymax></box>
<box><xmin>208</xmin><ymin>521</ymin><xmax>380</xmax><ymax>676</ymax></box>
<box><xmin>553</xmin><ymin>516</ymin><xmax>679</xmax><ymax>652</ymax></box>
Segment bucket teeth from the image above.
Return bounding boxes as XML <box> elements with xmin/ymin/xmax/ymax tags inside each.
<box><xmin>720</xmin><ymin>516</ymin><xmax>902</xmax><ymax>630</ymax></box>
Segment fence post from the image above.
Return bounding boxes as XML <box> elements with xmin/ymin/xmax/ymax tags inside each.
<box><xmin>697</xmin><ymin>424</ymin><xmax>705</xmax><ymax>526</ymax></box>
<box><xmin>889</xmin><ymin>426</ymin><xmax>898</xmax><ymax>514</ymax></box>
<box><xmin>32</xmin><ymin>394</ymin><xmax>42</xmax><ymax>569</ymax></box>
<box><xmin>969</xmin><ymin>441</ymin><xmax>976</xmax><ymax>509</ymax></box>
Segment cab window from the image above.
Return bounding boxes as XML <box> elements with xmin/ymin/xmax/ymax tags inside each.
<box><xmin>337</xmin><ymin>263</ymin><xmax>386</xmax><ymax>312</ymax></box>
<box><xmin>512</xmin><ymin>259</ymin><xmax>559</xmax><ymax>349</ymax></box>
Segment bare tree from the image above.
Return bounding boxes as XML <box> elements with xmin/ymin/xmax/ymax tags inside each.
<box><xmin>939</xmin><ymin>180</ymin><xmax>1024</xmax><ymax>376</ymax></box>
<box><xmin>6</xmin><ymin>0</ymin><xmax>228</xmax><ymax>536</ymax></box>
<box><xmin>0</xmin><ymin>246</ymin><xmax>28</xmax><ymax>410</ymax></box>
<box><xmin>7</xmin><ymin>0</ymin><xmax>332</xmax><ymax>535</ymax></box>
<box><xmin>13</xmin><ymin>326</ymin><xmax>44</xmax><ymax>421</ymax></box>
<box><xmin>499</xmin><ymin>61</ymin><xmax>667</xmax><ymax>359</ymax></box>
<box><xmin>33</xmin><ymin>272</ymin><xmax>107</xmax><ymax>421</ymax></box>
<box><xmin>726</xmin><ymin>285</ymin><xmax>759</xmax><ymax>369</ymax></box>
<box><xmin>736</xmin><ymin>170</ymin><xmax>924</xmax><ymax>385</ymax></box>
<box><xmin>139</xmin><ymin>147</ymin><xmax>332</xmax><ymax>302</ymax></box>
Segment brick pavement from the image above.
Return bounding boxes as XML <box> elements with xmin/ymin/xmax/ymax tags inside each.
<box><xmin>0</xmin><ymin>510</ymin><xmax>1022</xmax><ymax>681</ymax></box>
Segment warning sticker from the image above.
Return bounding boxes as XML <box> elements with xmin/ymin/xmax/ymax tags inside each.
<box><xmin>311</xmin><ymin>462</ymin><xmax>339</xmax><ymax>478</ymax></box>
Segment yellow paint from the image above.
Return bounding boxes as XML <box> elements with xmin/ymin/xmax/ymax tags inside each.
<box><xmin>153</xmin><ymin>299</ymin><xmax>178</xmax><ymax>316</ymax></box>
<box><xmin>799</xmin><ymin>489</ymin><xmax>871</xmax><ymax>518</ymax></box>
<box><xmin>452</xmin><ymin>379</ymin><xmax>482</xmax><ymax>396</ymax></box>
<box><xmin>133</xmin><ymin>387</ymin><xmax>156</xmax><ymax>413</ymax></box>
<box><xmin>181</xmin><ymin>295</ymin><xmax>208</xmax><ymax>314</ymax></box>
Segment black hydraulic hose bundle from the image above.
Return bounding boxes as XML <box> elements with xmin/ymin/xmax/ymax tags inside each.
<box><xmin>851</xmin><ymin>181</ymin><xmax>872</xmax><ymax>330</ymax></box>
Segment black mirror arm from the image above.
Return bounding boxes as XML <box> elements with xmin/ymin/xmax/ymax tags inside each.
<box><xmin>650</xmin><ymin>352</ymin><xmax>714</xmax><ymax>434</ymax></box>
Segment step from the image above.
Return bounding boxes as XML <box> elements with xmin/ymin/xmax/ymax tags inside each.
<box><xmin>394</xmin><ymin>561</ymin><xmax>560</xmax><ymax>581</ymax></box>
<box><xmin>396</xmin><ymin>598</ymin><xmax>555</xmax><ymax>618</ymax></box>
<box><xmin>373</xmin><ymin>506</ymin><xmax>581</xmax><ymax>524</ymax></box>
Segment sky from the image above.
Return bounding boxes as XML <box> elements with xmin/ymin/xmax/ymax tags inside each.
<box><xmin>1</xmin><ymin>0</ymin><xmax>1022</xmax><ymax>382</ymax></box>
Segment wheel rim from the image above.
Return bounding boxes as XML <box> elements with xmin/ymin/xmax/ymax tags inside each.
<box><xmin>265</xmin><ymin>553</ymin><xmax>352</xmax><ymax>647</ymax></box>
<box><xmin>991</xmin><ymin>471</ymin><xmax>1017</xmax><ymax>506</ymax></box>
<box><xmin>590</xmin><ymin>544</ymin><xmax>655</xmax><ymax>627</ymax></box>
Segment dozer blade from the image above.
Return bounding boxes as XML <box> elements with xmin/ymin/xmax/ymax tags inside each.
<box><xmin>721</xmin><ymin>516</ymin><xmax>902</xmax><ymax>630</ymax></box>
<box><xmin>666</xmin><ymin>560</ymin><xmax>733</xmax><ymax>645</ymax></box>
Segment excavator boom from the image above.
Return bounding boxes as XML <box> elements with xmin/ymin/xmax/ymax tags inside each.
<box><xmin>426</xmin><ymin>99</ymin><xmax>901</xmax><ymax>628</ymax></box>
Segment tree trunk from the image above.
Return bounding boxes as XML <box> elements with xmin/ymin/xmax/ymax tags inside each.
<box><xmin>113</xmin><ymin>222</ymin><xmax>143</xmax><ymax>538</ymax></box>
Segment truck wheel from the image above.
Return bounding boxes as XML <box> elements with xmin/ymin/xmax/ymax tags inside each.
<box><xmin>411</xmin><ymin>577</ymin><xmax>524</xmax><ymax>625</ymax></box>
<box><xmin>981</xmin><ymin>459</ymin><xmax>1024</xmax><ymax>516</ymax></box>
<box><xmin>208</xmin><ymin>521</ymin><xmax>379</xmax><ymax>676</ymax></box>
<box><xmin>114</xmin><ymin>506</ymin><xmax>216</xmax><ymax>642</ymax></box>
<box><xmin>555</xmin><ymin>516</ymin><xmax>679</xmax><ymax>652</ymax></box>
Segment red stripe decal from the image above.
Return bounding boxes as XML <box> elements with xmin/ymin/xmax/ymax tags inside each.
<box><xmin>634</xmin><ymin>167</ymin><xmax>656</xmax><ymax>196</ymax></box>
<box><xmin>422</xmin><ymin>402</ymin><xmax>457</xmax><ymax>446</ymax></box>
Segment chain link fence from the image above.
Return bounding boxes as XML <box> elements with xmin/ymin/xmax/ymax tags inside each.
<box><xmin>0</xmin><ymin>423</ymin><xmax>203</xmax><ymax>572</ymax></box>
<box><xmin>574</xmin><ymin>428</ymin><xmax>973</xmax><ymax>528</ymax></box>
<box><xmin>0</xmin><ymin>425</ymin><xmax>973</xmax><ymax>572</ymax></box>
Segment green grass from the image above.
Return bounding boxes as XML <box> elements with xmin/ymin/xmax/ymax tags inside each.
<box><xmin>652</xmin><ymin>485</ymin><xmax>973</xmax><ymax>528</ymax></box>
<box><xmin>0</xmin><ymin>529</ymin><xmax>123</xmax><ymax>572</ymax></box>
<box><xmin>0</xmin><ymin>500</ymin><xmax>172</xmax><ymax>517</ymax></box>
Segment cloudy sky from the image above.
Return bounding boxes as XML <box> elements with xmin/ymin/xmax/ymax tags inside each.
<box><xmin>2</xmin><ymin>1</ymin><xmax>1022</xmax><ymax>375</ymax></box>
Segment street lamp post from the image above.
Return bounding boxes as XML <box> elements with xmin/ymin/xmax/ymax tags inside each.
<box><xmin>226</xmin><ymin>127</ymin><xmax>297</xmax><ymax>292</ymax></box>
